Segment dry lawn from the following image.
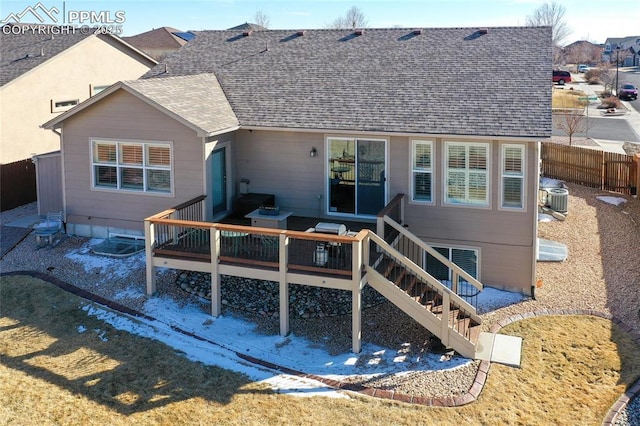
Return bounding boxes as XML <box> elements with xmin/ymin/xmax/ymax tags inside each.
<box><xmin>552</xmin><ymin>87</ymin><xmax>589</xmax><ymax>109</ymax></box>
<box><xmin>1</xmin><ymin>275</ymin><xmax>639</xmax><ymax>425</ymax></box>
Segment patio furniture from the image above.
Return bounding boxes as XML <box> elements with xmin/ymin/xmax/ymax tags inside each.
<box><xmin>245</xmin><ymin>208</ymin><xmax>293</xmax><ymax>229</ymax></box>
<box><xmin>221</xmin><ymin>230</ymin><xmax>249</xmax><ymax>257</ymax></box>
<box><xmin>33</xmin><ymin>212</ymin><xmax>64</xmax><ymax>248</ymax></box>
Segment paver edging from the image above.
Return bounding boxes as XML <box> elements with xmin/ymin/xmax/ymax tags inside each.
<box><xmin>2</xmin><ymin>271</ymin><xmax>639</xmax><ymax>414</ymax></box>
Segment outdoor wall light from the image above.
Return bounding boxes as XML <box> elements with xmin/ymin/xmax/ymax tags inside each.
<box><xmin>310</xmin><ymin>147</ymin><xmax>317</xmax><ymax>157</ymax></box>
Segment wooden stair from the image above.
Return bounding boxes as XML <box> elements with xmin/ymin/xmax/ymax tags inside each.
<box><xmin>370</xmin><ymin>256</ymin><xmax>482</xmax><ymax>358</ymax></box>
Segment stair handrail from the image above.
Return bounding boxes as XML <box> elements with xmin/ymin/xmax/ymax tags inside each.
<box><xmin>382</xmin><ymin>216</ymin><xmax>484</xmax><ymax>293</ymax></box>
<box><xmin>368</xmin><ymin>231</ymin><xmax>481</xmax><ymax>323</ymax></box>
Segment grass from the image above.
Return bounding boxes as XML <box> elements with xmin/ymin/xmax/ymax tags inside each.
<box><xmin>552</xmin><ymin>88</ymin><xmax>589</xmax><ymax>110</ymax></box>
<box><xmin>2</xmin><ymin>275</ymin><xmax>639</xmax><ymax>425</ymax></box>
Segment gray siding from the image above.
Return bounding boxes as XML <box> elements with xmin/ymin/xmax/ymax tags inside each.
<box><xmin>62</xmin><ymin>90</ymin><xmax>205</xmax><ymax>232</ymax></box>
<box><xmin>35</xmin><ymin>152</ymin><xmax>63</xmax><ymax>215</ymax></box>
<box><xmin>235</xmin><ymin>130</ymin><xmax>328</xmax><ymax>219</ymax></box>
<box><xmin>237</xmin><ymin>129</ymin><xmax>537</xmax><ymax>292</ymax></box>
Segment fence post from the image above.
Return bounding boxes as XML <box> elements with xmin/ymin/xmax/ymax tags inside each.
<box><xmin>634</xmin><ymin>154</ymin><xmax>640</xmax><ymax>197</ymax></box>
<box><xmin>210</xmin><ymin>226</ymin><xmax>221</xmax><ymax>317</ymax></box>
<box><xmin>144</xmin><ymin>219</ymin><xmax>156</xmax><ymax>295</ymax></box>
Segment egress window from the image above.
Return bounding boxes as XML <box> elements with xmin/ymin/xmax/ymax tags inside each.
<box><xmin>91</xmin><ymin>140</ymin><xmax>172</xmax><ymax>194</ymax></box>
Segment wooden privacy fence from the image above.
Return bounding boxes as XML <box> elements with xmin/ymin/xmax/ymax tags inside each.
<box><xmin>541</xmin><ymin>142</ymin><xmax>639</xmax><ymax>196</ymax></box>
<box><xmin>0</xmin><ymin>159</ymin><xmax>36</xmax><ymax>211</ymax></box>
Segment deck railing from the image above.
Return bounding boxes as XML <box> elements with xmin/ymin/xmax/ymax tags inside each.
<box><xmin>380</xmin><ymin>215</ymin><xmax>483</xmax><ymax>310</ymax></box>
<box><xmin>376</xmin><ymin>193</ymin><xmax>404</xmax><ymax>244</ymax></box>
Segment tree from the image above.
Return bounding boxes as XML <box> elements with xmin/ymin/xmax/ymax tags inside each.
<box><xmin>326</xmin><ymin>6</ymin><xmax>368</xmax><ymax>29</ymax></box>
<box><xmin>554</xmin><ymin>93</ymin><xmax>590</xmax><ymax>146</ymax></box>
<box><xmin>253</xmin><ymin>10</ymin><xmax>270</xmax><ymax>29</ymax></box>
<box><xmin>526</xmin><ymin>1</ymin><xmax>571</xmax><ymax>50</ymax></box>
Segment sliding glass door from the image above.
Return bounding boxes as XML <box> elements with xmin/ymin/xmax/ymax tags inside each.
<box><xmin>328</xmin><ymin>137</ymin><xmax>386</xmax><ymax>216</ymax></box>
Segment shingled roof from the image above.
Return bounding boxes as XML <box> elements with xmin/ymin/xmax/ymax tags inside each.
<box><xmin>43</xmin><ymin>73</ymin><xmax>238</xmax><ymax>136</ymax></box>
<box><xmin>143</xmin><ymin>27</ymin><xmax>552</xmax><ymax>138</ymax></box>
<box><xmin>0</xmin><ymin>24</ymin><xmax>94</xmax><ymax>86</ymax></box>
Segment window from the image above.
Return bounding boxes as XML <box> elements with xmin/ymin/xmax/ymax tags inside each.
<box><xmin>51</xmin><ymin>99</ymin><xmax>79</xmax><ymax>113</ymax></box>
<box><xmin>501</xmin><ymin>144</ymin><xmax>525</xmax><ymax>209</ymax></box>
<box><xmin>91</xmin><ymin>140</ymin><xmax>172</xmax><ymax>194</ymax></box>
<box><xmin>425</xmin><ymin>246</ymin><xmax>478</xmax><ymax>283</ymax></box>
<box><xmin>444</xmin><ymin>142</ymin><xmax>489</xmax><ymax>206</ymax></box>
<box><xmin>91</xmin><ymin>85</ymin><xmax>110</xmax><ymax>96</ymax></box>
<box><xmin>411</xmin><ymin>140</ymin><xmax>433</xmax><ymax>203</ymax></box>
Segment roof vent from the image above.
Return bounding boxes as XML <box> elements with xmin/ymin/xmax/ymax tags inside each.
<box><xmin>297</xmin><ymin>30</ymin><xmax>305</xmax><ymax>36</ymax></box>
<box><xmin>478</xmin><ymin>28</ymin><xmax>488</xmax><ymax>35</ymax></box>
<box><xmin>413</xmin><ymin>29</ymin><xmax>423</xmax><ymax>35</ymax></box>
<box><xmin>354</xmin><ymin>29</ymin><xmax>364</xmax><ymax>36</ymax></box>
<box><xmin>243</xmin><ymin>30</ymin><xmax>253</xmax><ymax>37</ymax></box>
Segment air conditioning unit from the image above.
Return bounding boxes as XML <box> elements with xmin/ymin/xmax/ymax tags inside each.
<box><xmin>546</xmin><ymin>188</ymin><xmax>568</xmax><ymax>214</ymax></box>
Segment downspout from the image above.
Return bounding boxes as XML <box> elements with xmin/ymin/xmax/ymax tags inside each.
<box><xmin>531</xmin><ymin>141</ymin><xmax>541</xmax><ymax>300</ymax></box>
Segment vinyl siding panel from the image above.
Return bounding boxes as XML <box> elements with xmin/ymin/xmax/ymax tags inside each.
<box><xmin>235</xmin><ymin>130</ymin><xmax>327</xmax><ymax>218</ymax></box>
<box><xmin>35</xmin><ymin>152</ymin><xmax>63</xmax><ymax>215</ymax></box>
<box><xmin>62</xmin><ymin>89</ymin><xmax>204</xmax><ymax>231</ymax></box>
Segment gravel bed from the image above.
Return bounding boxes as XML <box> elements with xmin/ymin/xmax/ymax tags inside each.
<box><xmin>616</xmin><ymin>396</ymin><xmax>640</xmax><ymax>426</ymax></box>
<box><xmin>2</xmin><ymin>185</ymin><xmax>639</xmax><ymax>403</ymax></box>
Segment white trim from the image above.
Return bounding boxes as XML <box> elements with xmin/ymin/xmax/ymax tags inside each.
<box><xmin>89</xmin><ymin>138</ymin><xmax>174</xmax><ymax>196</ymax></box>
<box><xmin>442</xmin><ymin>141</ymin><xmax>491</xmax><ymax>209</ymax></box>
<box><xmin>409</xmin><ymin>139</ymin><xmax>434</xmax><ymax>205</ymax></box>
<box><xmin>498</xmin><ymin>143</ymin><xmax>527</xmax><ymax>211</ymax></box>
<box><xmin>51</xmin><ymin>98</ymin><xmax>79</xmax><ymax>113</ymax></box>
<box><xmin>243</xmin><ymin>125</ymin><xmax>546</xmax><ymax>143</ymax></box>
<box><xmin>424</xmin><ymin>243</ymin><xmax>481</xmax><ymax>282</ymax></box>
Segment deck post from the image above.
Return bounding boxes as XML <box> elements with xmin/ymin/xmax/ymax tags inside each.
<box><xmin>279</xmin><ymin>232</ymin><xmax>289</xmax><ymax>336</ymax></box>
<box><xmin>144</xmin><ymin>219</ymin><xmax>156</xmax><ymax>295</ymax></box>
<box><xmin>210</xmin><ymin>226</ymin><xmax>221</xmax><ymax>317</ymax></box>
<box><xmin>351</xmin><ymin>237</ymin><xmax>363</xmax><ymax>353</ymax></box>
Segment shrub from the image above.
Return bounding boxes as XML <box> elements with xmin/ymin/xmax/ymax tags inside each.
<box><xmin>600</xmin><ymin>96</ymin><xmax>622</xmax><ymax>109</ymax></box>
<box><xmin>584</xmin><ymin>68</ymin><xmax>602</xmax><ymax>84</ymax></box>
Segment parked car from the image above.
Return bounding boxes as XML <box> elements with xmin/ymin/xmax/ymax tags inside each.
<box><xmin>619</xmin><ymin>84</ymin><xmax>638</xmax><ymax>100</ymax></box>
<box><xmin>553</xmin><ymin>70</ymin><xmax>571</xmax><ymax>85</ymax></box>
<box><xmin>577</xmin><ymin>64</ymin><xmax>592</xmax><ymax>73</ymax></box>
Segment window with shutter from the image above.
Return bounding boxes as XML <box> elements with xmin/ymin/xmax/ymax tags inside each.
<box><xmin>411</xmin><ymin>140</ymin><xmax>433</xmax><ymax>203</ymax></box>
<box><xmin>445</xmin><ymin>142</ymin><xmax>489</xmax><ymax>206</ymax></box>
<box><xmin>501</xmin><ymin>144</ymin><xmax>525</xmax><ymax>209</ymax></box>
<box><xmin>91</xmin><ymin>140</ymin><xmax>172</xmax><ymax>194</ymax></box>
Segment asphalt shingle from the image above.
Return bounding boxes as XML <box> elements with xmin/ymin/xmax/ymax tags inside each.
<box><xmin>143</xmin><ymin>26</ymin><xmax>552</xmax><ymax>138</ymax></box>
<box><xmin>0</xmin><ymin>24</ymin><xmax>94</xmax><ymax>86</ymax></box>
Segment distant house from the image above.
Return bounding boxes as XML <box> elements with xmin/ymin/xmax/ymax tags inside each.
<box><xmin>562</xmin><ymin>40</ymin><xmax>603</xmax><ymax>66</ymax></box>
<box><xmin>43</xmin><ymin>26</ymin><xmax>552</xmax><ymax>296</ymax></box>
<box><xmin>0</xmin><ymin>23</ymin><xmax>157</xmax><ymax>210</ymax></box>
<box><xmin>123</xmin><ymin>27</ymin><xmax>193</xmax><ymax>61</ymax></box>
<box><xmin>603</xmin><ymin>36</ymin><xmax>640</xmax><ymax>66</ymax></box>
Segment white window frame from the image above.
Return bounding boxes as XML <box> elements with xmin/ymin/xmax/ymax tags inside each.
<box><xmin>443</xmin><ymin>141</ymin><xmax>490</xmax><ymax>207</ymax></box>
<box><xmin>90</xmin><ymin>138</ymin><xmax>174</xmax><ymax>196</ymax></box>
<box><xmin>51</xmin><ymin>99</ymin><xmax>79</xmax><ymax>113</ymax></box>
<box><xmin>91</xmin><ymin>84</ymin><xmax>110</xmax><ymax>96</ymax></box>
<box><xmin>500</xmin><ymin>143</ymin><xmax>526</xmax><ymax>211</ymax></box>
<box><xmin>410</xmin><ymin>140</ymin><xmax>434</xmax><ymax>204</ymax></box>
<box><xmin>424</xmin><ymin>244</ymin><xmax>480</xmax><ymax>282</ymax></box>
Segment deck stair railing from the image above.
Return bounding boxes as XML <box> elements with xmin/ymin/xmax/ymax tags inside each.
<box><xmin>366</xmin><ymin>231</ymin><xmax>482</xmax><ymax>359</ymax></box>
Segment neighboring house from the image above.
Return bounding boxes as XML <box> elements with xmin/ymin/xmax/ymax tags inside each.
<box><xmin>602</xmin><ymin>36</ymin><xmax>640</xmax><ymax>66</ymax></box>
<box><xmin>562</xmin><ymin>40</ymin><xmax>603</xmax><ymax>65</ymax></box>
<box><xmin>123</xmin><ymin>27</ymin><xmax>193</xmax><ymax>61</ymax></box>
<box><xmin>226</xmin><ymin>22</ymin><xmax>267</xmax><ymax>32</ymax></box>
<box><xmin>0</xmin><ymin>23</ymin><xmax>157</xmax><ymax>210</ymax></box>
<box><xmin>43</xmin><ymin>26</ymin><xmax>552</xmax><ymax>295</ymax></box>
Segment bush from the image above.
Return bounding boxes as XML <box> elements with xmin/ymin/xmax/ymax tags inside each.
<box><xmin>600</xmin><ymin>96</ymin><xmax>622</xmax><ymax>109</ymax></box>
<box><xmin>584</xmin><ymin>69</ymin><xmax>602</xmax><ymax>84</ymax></box>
